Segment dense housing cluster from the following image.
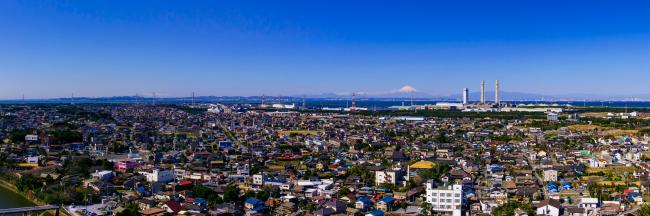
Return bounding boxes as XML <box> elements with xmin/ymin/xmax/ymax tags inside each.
<box><xmin>1</xmin><ymin>103</ymin><xmax>650</xmax><ymax>216</ymax></box>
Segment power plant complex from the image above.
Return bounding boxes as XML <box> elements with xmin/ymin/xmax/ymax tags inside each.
<box><xmin>261</xmin><ymin>79</ymin><xmax>563</xmax><ymax>113</ymax></box>
<box><xmin>476</xmin><ymin>80</ymin><xmax>501</xmax><ymax>105</ymax></box>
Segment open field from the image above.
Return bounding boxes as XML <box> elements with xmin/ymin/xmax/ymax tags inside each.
<box><xmin>568</xmin><ymin>124</ymin><xmax>605</xmax><ymax>132</ymax></box>
<box><xmin>593</xmin><ymin>181</ymin><xmax>640</xmax><ymax>186</ymax></box>
<box><xmin>568</xmin><ymin>124</ymin><xmax>638</xmax><ymax>136</ymax></box>
<box><xmin>267</xmin><ymin>160</ymin><xmax>306</xmax><ymax>170</ymax></box>
<box><xmin>604</xmin><ymin>129</ymin><xmax>638</xmax><ymax>136</ymax></box>
<box><xmin>586</xmin><ymin>166</ymin><xmax>637</xmax><ymax>175</ymax></box>
<box><xmin>642</xmin><ymin>151</ymin><xmax>650</xmax><ymax>158</ymax></box>
<box><xmin>580</xmin><ymin>112</ymin><xmax>610</xmax><ymax>118</ymax></box>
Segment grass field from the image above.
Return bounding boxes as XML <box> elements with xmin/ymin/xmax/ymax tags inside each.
<box><xmin>568</xmin><ymin>124</ymin><xmax>605</xmax><ymax>132</ymax></box>
<box><xmin>604</xmin><ymin>129</ymin><xmax>638</xmax><ymax>136</ymax></box>
<box><xmin>581</xmin><ymin>112</ymin><xmax>610</xmax><ymax>118</ymax></box>
<box><xmin>593</xmin><ymin>181</ymin><xmax>640</xmax><ymax>186</ymax></box>
<box><xmin>586</xmin><ymin>166</ymin><xmax>637</xmax><ymax>175</ymax></box>
<box><xmin>267</xmin><ymin>160</ymin><xmax>306</xmax><ymax>170</ymax></box>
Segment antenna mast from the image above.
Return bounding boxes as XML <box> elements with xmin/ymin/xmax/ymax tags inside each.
<box><xmin>192</xmin><ymin>92</ymin><xmax>195</xmax><ymax>107</ymax></box>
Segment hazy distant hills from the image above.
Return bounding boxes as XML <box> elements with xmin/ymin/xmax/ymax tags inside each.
<box><xmin>305</xmin><ymin>91</ymin><xmax>650</xmax><ymax>101</ymax></box>
<box><xmin>302</xmin><ymin>92</ymin><xmax>434</xmax><ymax>99</ymax></box>
<box><xmin>3</xmin><ymin>92</ymin><xmax>650</xmax><ymax>102</ymax></box>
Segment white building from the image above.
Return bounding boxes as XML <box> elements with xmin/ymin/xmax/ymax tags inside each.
<box><xmin>462</xmin><ymin>88</ymin><xmax>469</xmax><ymax>105</ymax></box>
<box><xmin>25</xmin><ymin>134</ymin><xmax>38</xmax><ymax>141</ymax></box>
<box><xmin>375</xmin><ymin>170</ymin><xmax>401</xmax><ymax>185</ymax></box>
<box><xmin>26</xmin><ymin>156</ymin><xmax>39</xmax><ymax>164</ymax></box>
<box><xmin>343</xmin><ymin>107</ymin><xmax>368</xmax><ymax>112</ymax></box>
<box><xmin>322</xmin><ymin>107</ymin><xmax>343</xmax><ymax>111</ymax></box>
<box><xmin>500</xmin><ymin>107</ymin><xmax>564</xmax><ymax>113</ymax></box>
<box><xmin>91</xmin><ymin>170</ymin><xmax>114</xmax><ymax>182</ymax></box>
<box><xmin>434</xmin><ymin>102</ymin><xmax>464</xmax><ymax>109</ymax></box>
<box><xmin>271</xmin><ymin>103</ymin><xmax>295</xmax><ymax>109</ymax></box>
<box><xmin>547</xmin><ymin>112</ymin><xmax>559</xmax><ymax>121</ymax></box>
<box><xmin>253</xmin><ymin>174</ymin><xmax>266</xmax><ymax>185</ymax></box>
<box><xmin>425</xmin><ymin>180</ymin><xmax>463</xmax><ymax>216</ymax></box>
<box><xmin>579</xmin><ymin>197</ymin><xmax>598</xmax><ymax>214</ymax></box>
<box><xmin>535</xmin><ymin>199</ymin><xmax>561</xmax><ymax>216</ymax></box>
<box><xmin>141</xmin><ymin>169</ymin><xmax>175</xmax><ymax>183</ymax></box>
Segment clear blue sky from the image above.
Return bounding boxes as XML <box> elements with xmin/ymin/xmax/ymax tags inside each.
<box><xmin>1</xmin><ymin>0</ymin><xmax>649</xmax><ymax>99</ymax></box>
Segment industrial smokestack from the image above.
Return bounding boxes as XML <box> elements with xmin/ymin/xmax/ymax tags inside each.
<box><xmin>495</xmin><ymin>80</ymin><xmax>500</xmax><ymax>105</ymax></box>
<box><xmin>462</xmin><ymin>88</ymin><xmax>469</xmax><ymax>105</ymax></box>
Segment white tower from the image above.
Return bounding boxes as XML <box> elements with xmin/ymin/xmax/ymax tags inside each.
<box><xmin>495</xmin><ymin>80</ymin><xmax>500</xmax><ymax>105</ymax></box>
<box><xmin>462</xmin><ymin>88</ymin><xmax>469</xmax><ymax>105</ymax></box>
<box><xmin>481</xmin><ymin>80</ymin><xmax>485</xmax><ymax>104</ymax></box>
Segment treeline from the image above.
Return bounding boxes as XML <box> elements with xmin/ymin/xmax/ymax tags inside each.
<box><xmin>160</xmin><ymin>104</ymin><xmax>207</xmax><ymax>114</ymax></box>
<box><xmin>581</xmin><ymin>117</ymin><xmax>650</xmax><ymax>130</ymax></box>
<box><xmin>6</xmin><ymin>128</ymin><xmax>82</xmax><ymax>144</ymax></box>
<box><xmin>577</xmin><ymin>107</ymin><xmax>650</xmax><ymax>113</ymax></box>
<box><xmin>525</xmin><ymin>120</ymin><xmax>572</xmax><ymax>131</ymax></box>
<box><xmin>57</xmin><ymin>106</ymin><xmax>113</xmax><ymax>121</ymax></box>
<box><xmin>1</xmin><ymin>158</ymin><xmax>113</xmax><ymax>205</ymax></box>
<box><xmin>491</xmin><ymin>201</ymin><xmax>535</xmax><ymax>216</ymax></box>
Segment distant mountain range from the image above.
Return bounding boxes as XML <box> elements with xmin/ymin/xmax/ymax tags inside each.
<box><xmin>3</xmin><ymin>92</ymin><xmax>650</xmax><ymax>103</ymax></box>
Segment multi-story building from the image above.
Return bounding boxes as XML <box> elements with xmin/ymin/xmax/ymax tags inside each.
<box><xmin>547</xmin><ymin>112</ymin><xmax>559</xmax><ymax>121</ymax></box>
<box><xmin>375</xmin><ymin>170</ymin><xmax>402</xmax><ymax>185</ymax></box>
<box><xmin>425</xmin><ymin>180</ymin><xmax>463</xmax><ymax>216</ymax></box>
<box><xmin>252</xmin><ymin>174</ymin><xmax>266</xmax><ymax>185</ymax></box>
<box><xmin>141</xmin><ymin>169</ymin><xmax>175</xmax><ymax>183</ymax></box>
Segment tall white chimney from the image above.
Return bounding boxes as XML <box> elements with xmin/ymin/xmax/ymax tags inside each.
<box><xmin>495</xmin><ymin>80</ymin><xmax>500</xmax><ymax>105</ymax></box>
<box><xmin>462</xmin><ymin>88</ymin><xmax>469</xmax><ymax>105</ymax></box>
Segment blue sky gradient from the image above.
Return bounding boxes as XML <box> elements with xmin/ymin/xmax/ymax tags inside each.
<box><xmin>1</xmin><ymin>0</ymin><xmax>649</xmax><ymax>99</ymax></box>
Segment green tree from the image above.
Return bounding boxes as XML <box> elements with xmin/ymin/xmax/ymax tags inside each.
<box><xmin>192</xmin><ymin>185</ymin><xmax>223</xmax><ymax>206</ymax></box>
<box><xmin>418</xmin><ymin>202</ymin><xmax>433</xmax><ymax>216</ymax></box>
<box><xmin>434</xmin><ymin>132</ymin><xmax>449</xmax><ymax>143</ymax></box>
<box><xmin>639</xmin><ymin>204</ymin><xmax>650</xmax><ymax>216</ymax></box>
<box><xmin>338</xmin><ymin>187</ymin><xmax>351</xmax><ymax>197</ymax></box>
<box><xmin>116</xmin><ymin>202</ymin><xmax>140</xmax><ymax>216</ymax></box>
<box><xmin>492</xmin><ymin>201</ymin><xmax>534</xmax><ymax>216</ymax></box>
<box><xmin>223</xmin><ymin>184</ymin><xmax>240</xmax><ymax>202</ymax></box>
<box><xmin>417</xmin><ymin>163</ymin><xmax>450</xmax><ymax>182</ymax></box>
<box><xmin>255</xmin><ymin>188</ymin><xmax>271</xmax><ymax>201</ymax></box>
